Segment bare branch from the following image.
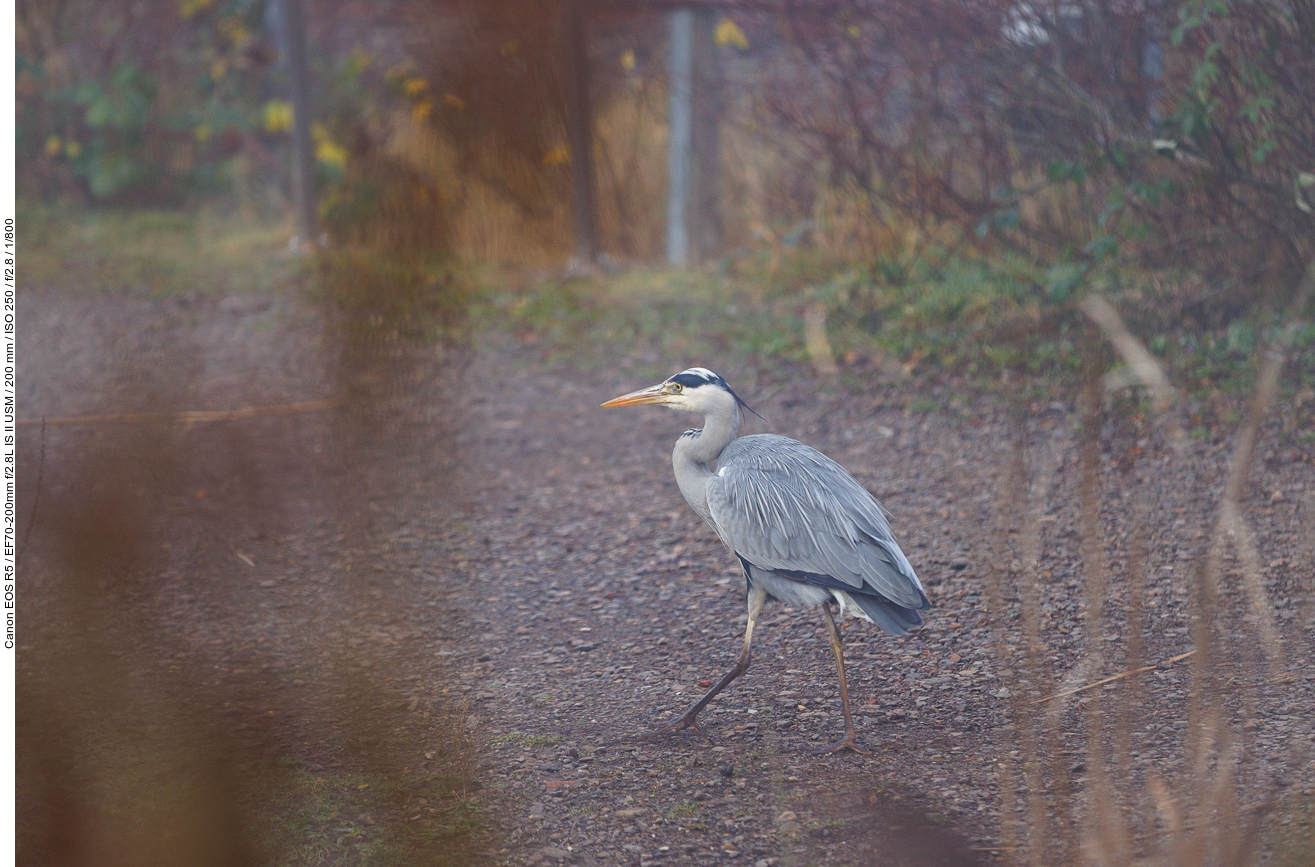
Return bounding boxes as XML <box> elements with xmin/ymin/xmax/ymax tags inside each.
<box><xmin>1079</xmin><ymin>293</ymin><xmax>1179</xmax><ymax>414</ymax></box>
<box><xmin>1220</xmin><ymin>501</ymin><xmax>1286</xmax><ymax>670</ymax></box>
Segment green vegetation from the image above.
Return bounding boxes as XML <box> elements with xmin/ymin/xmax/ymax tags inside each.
<box><xmin>24</xmin><ymin>203</ymin><xmax>1313</xmax><ymax>408</ymax></box>
<box><xmin>20</xmin><ymin>202</ymin><xmax>298</xmax><ymax>297</ymax></box>
<box><xmin>253</xmin><ymin>763</ymin><xmax>485</xmax><ymax>867</ymax></box>
<box><xmin>473</xmin><ymin>267</ymin><xmax>798</xmax><ymax>369</ymax></box>
<box><xmin>19</xmin><ymin>3</ymin><xmax>288</xmax><ymax>204</ymax></box>
<box><xmin>665</xmin><ymin>799</ymin><xmax>700</xmax><ymax>820</ymax></box>
<box><xmin>475</xmin><ymin>247</ymin><xmax>1315</xmax><ymax>402</ymax></box>
<box><xmin>256</xmin><ymin>767</ymin><xmax>402</xmax><ymax>867</ymax></box>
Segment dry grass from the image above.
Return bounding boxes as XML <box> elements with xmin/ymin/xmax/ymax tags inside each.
<box><xmin>594</xmin><ymin>77</ymin><xmax>669</xmax><ymax>260</ymax></box>
<box><xmin>977</xmin><ymin>264</ymin><xmax>1315</xmax><ymax>867</ymax></box>
<box><xmin>371</xmin><ymin>79</ymin><xmax>872</xmax><ymax>269</ymax></box>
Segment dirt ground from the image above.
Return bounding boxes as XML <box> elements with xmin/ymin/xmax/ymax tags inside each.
<box><xmin>16</xmin><ymin>281</ymin><xmax>1315</xmax><ymax>867</ymax></box>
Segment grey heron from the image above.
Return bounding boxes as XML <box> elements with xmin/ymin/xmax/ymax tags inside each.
<box><xmin>602</xmin><ymin>368</ymin><xmax>930</xmax><ymax>754</ymax></box>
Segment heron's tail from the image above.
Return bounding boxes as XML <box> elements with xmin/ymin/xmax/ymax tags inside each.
<box><xmin>852</xmin><ymin>593</ymin><xmax>925</xmax><ymax>636</ymax></box>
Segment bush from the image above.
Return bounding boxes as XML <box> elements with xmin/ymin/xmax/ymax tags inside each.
<box><xmin>17</xmin><ymin>0</ymin><xmax>287</xmax><ymax>206</ymax></box>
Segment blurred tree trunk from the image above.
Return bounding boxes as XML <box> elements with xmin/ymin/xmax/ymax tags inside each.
<box><xmin>563</xmin><ymin>0</ymin><xmax>599</xmax><ymax>264</ymax></box>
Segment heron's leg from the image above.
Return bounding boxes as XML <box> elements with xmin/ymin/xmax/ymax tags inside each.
<box><xmin>643</xmin><ymin>585</ymin><xmax>767</xmax><ymax>745</ymax></box>
<box><xmin>805</xmin><ymin>603</ymin><xmax>872</xmax><ymax>756</ymax></box>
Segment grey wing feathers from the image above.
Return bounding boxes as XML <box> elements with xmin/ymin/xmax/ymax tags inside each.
<box><xmin>706</xmin><ymin>435</ymin><xmax>930</xmax><ymax>615</ymax></box>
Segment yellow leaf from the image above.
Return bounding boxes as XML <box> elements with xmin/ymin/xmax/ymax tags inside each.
<box><xmin>543</xmin><ymin>145</ymin><xmax>570</xmax><ymax>166</ymax></box>
<box><xmin>714</xmin><ymin>17</ymin><xmax>749</xmax><ymax>50</ymax></box>
<box><xmin>210</xmin><ymin>58</ymin><xmax>227</xmax><ymax>81</ymax></box>
<box><xmin>65</xmin><ymin>140</ymin><xmax>82</xmax><ymax>158</ymax></box>
<box><xmin>620</xmin><ymin>49</ymin><xmax>636</xmax><ymax>70</ymax></box>
<box><xmin>262</xmin><ymin>100</ymin><xmax>293</xmax><ymax>134</ymax></box>
<box><xmin>403</xmin><ymin>77</ymin><xmax>429</xmax><ymax>96</ymax></box>
<box><xmin>45</xmin><ymin>135</ymin><xmax>62</xmax><ymax>157</ymax></box>
<box><xmin>178</xmin><ymin>0</ymin><xmax>214</xmax><ymax>18</ymax></box>
<box><xmin>194</xmin><ymin>124</ymin><xmax>212</xmax><ymax>143</ymax></box>
<box><xmin>847</xmin><ymin>24</ymin><xmax>861</xmax><ymax>38</ymax></box>
<box><xmin>218</xmin><ymin>17</ymin><xmax>250</xmax><ymax>47</ymax></box>
<box><xmin>442</xmin><ymin>93</ymin><xmax>464</xmax><ymax>111</ymax></box>
<box><xmin>412</xmin><ymin>100</ymin><xmax>433</xmax><ymax>123</ymax></box>
<box><xmin>316</xmin><ymin>139</ymin><xmax>348</xmax><ymax>170</ymax></box>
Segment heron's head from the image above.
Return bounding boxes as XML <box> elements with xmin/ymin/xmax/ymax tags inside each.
<box><xmin>602</xmin><ymin>368</ymin><xmax>761</xmax><ymax>419</ymax></box>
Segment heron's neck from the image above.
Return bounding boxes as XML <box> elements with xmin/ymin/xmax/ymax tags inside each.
<box><xmin>672</xmin><ymin>400</ymin><xmax>740</xmax><ymax>521</ymax></box>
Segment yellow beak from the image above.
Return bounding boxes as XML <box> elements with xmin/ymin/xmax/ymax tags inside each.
<box><xmin>601</xmin><ymin>383</ymin><xmax>671</xmax><ymax>408</ymax></box>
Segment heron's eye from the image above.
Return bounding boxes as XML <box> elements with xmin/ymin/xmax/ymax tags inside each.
<box><xmin>670</xmin><ymin>383</ymin><xmax>683</xmax><ymax>393</ymax></box>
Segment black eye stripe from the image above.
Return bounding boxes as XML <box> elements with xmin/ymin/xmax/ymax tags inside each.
<box><xmin>668</xmin><ymin>371</ymin><xmax>723</xmax><ymax>389</ymax></box>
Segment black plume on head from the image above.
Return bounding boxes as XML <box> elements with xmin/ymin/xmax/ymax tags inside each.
<box><xmin>667</xmin><ymin>368</ymin><xmax>766</xmax><ymax>422</ymax></box>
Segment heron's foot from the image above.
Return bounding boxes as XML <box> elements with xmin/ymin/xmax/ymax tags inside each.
<box><xmin>804</xmin><ymin>732</ymin><xmax>871</xmax><ymax>756</ymax></box>
<box><xmin>640</xmin><ymin>710</ymin><xmax>714</xmax><ymax>746</ymax></box>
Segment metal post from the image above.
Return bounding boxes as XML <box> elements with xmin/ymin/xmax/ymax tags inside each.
<box><xmin>690</xmin><ymin>6</ymin><xmax>721</xmax><ymax>261</ymax></box>
<box><xmin>666</xmin><ymin>8</ymin><xmax>693</xmax><ymax>266</ymax></box>
<box><xmin>281</xmin><ymin>0</ymin><xmax>317</xmax><ymax>247</ymax></box>
<box><xmin>564</xmin><ymin>0</ymin><xmax>600</xmax><ymax>264</ymax></box>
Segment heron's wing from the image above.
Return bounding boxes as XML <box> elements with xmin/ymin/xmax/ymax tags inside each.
<box><xmin>706</xmin><ymin>434</ymin><xmax>929</xmax><ymax>611</ymax></box>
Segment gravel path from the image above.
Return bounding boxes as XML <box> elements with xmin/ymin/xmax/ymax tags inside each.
<box><xmin>17</xmin><ymin>284</ymin><xmax>1315</xmax><ymax>867</ymax></box>
<box><xmin>439</xmin><ymin>339</ymin><xmax>1315</xmax><ymax>867</ymax></box>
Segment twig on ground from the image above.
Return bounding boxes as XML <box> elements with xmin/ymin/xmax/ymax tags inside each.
<box><xmin>1029</xmin><ymin>650</ymin><xmax>1197</xmax><ymax>705</ymax></box>
<box><xmin>17</xmin><ymin>398</ymin><xmax>342</xmax><ymax>427</ymax></box>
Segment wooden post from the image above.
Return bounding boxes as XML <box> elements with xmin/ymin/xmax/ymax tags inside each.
<box><xmin>281</xmin><ymin>0</ymin><xmax>317</xmax><ymax>247</ymax></box>
<box><xmin>564</xmin><ymin>0</ymin><xmax>600</xmax><ymax>264</ymax></box>
<box><xmin>666</xmin><ymin>7</ymin><xmax>693</xmax><ymax>265</ymax></box>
